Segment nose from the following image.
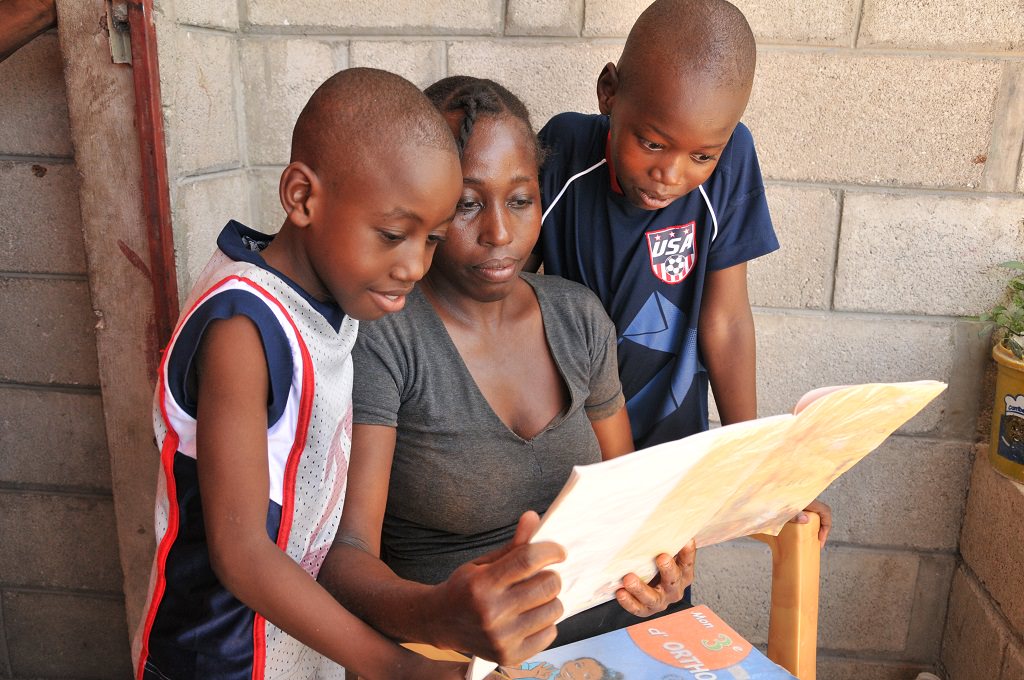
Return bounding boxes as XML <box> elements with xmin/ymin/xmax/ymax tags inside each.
<box><xmin>479</xmin><ymin>203</ymin><xmax>513</xmax><ymax>247</ymax></box>
<box><xmin>650</xmin><ymin>153</ymin><xmax>687</xmax><ymax>187</ymax></box>
<box><xmin>393</xmin><ymin>242</ymin><xmax>431</xmax><ymax>283</ymax></box>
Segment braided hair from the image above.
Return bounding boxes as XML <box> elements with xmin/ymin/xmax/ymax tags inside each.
<box><xmin>424</xmin><ymin>76</ymin><xmax>546</xmax><ymax>165</ymax></box>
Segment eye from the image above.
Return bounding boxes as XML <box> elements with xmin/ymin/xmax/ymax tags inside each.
<box><xmin>638</xmin><ymin>136</ymin><xmax>665</xmax><ymax>151</ymax></box>
<box><xmin>457</xmin><ymin>198</ymin><xmax>481</xmax><ymax>213</ymax></box>
<box><xmin>691</xmin><ymin>152</ymin><xmax>718</xmax><ymax>164</ymax></box>
<box><xmin>378</xmin><ymin>230</ymin><xmax>404</xmax><ymax>243</ymax></box>
<box><xmin>427</xmin><ymin>232</ymin><xmax>447</xmax><ymax>244</ymax></box>
<box><xmin>507</xmin><ymin>195</ymin><xmax>535</xmax><ymax>209</ymax></box>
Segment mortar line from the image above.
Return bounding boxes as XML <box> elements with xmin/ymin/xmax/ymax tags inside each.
<box><xmin>851</xmin><ymin>0</ymin><xmax>867</xmax><ymax>48</ymax></box>
<box><xmin>0</xmin><ymin>379</ymin><xmax>101</xmax><ymax>395</ymax></box>
<box><xmin>750</xmin><ymin>305</ymin><xmax>988</xmax><ymax>325</ymax></box>
<box><xmin>982</xmin><ymin>62</ymin><xmax>1024</xmax><ymax>192</ymax></box>
<box><xmin>0</xmin><ymin>584</ymin><xmax>126</xmax><ymax>600</ymax></box>
<box><xmin>0</xmin><ymin>270</ymin><xmax>88</xmax><ymax>281</ymax></box>
<box><xmin>0</xmin><ymin>153</ymin><xmax>74</xmax><ymax>164</ymax></box>
<box><xmin>829</xmin><ymin>188</ymin><xmax>844</xmax><ymax>311</ymax></box>
<box><xmin>763</xmin><ymin>178</ymin><xmax>1024</xmax><ymax>200</ymax></box>
<box><xmin>0</xmin><ymin>484</ymin><xmax>114</xmax><ymax>500</ymax></box>
<box><xmin>219</xmin><ymin>26</ymin><xmax>1024</xmax><ymax>60</ymax></box>
<box><xmin>0</xmin><ymin>593</ymin><xmax>10</xmax><ymax>677</ymax></box>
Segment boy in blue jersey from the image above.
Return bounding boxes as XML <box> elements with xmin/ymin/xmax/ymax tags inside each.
<box><xmin>134</xmin><ymin>68</ymin><xmax>562</xmax><ymax>680</ymax></box>
<box><xmin>534</xmin><ymin>0</ymin><xmax>831</xmax><ymax>545</ymax></box>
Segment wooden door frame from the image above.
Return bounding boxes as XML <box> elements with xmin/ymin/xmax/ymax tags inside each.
<box><xmin>54</xmin><ymin>0</ymin><xmax>177</xmax><ymax>637</ymax></box>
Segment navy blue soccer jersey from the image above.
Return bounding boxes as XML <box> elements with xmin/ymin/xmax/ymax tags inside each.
<box><xmin>537</xmin><ymin>113</ymin><xmax>779</xmax><ymax>450</ymax></box>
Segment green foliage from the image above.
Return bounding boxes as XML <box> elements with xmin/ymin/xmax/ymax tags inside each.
<box><xmin>979</xmin><ymin>261</ymin><xmax>1024</xmax><ymax>359</ymax></box>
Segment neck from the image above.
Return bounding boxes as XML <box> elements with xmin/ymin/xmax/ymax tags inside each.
<box><xmin>260</xmin><ymin>222</ymin><xmax>328</xmax><ymax>301</ymax></box>
<box><xmin>419</xmin><ymin>274</ymin><xmax>519</xmax><ymax>331</ymax></box>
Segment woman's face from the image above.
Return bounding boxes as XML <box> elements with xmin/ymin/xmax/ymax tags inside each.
<box><xmin>427</xmin><ymin>112</ymin><xmax>541</xmax><ymax>303</ymax></box>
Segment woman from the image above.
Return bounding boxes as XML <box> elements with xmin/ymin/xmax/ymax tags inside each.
<box><xmin>318</xmin><ymin>77</ymin><xmax>695</xmax><ymax>666</ymax></box>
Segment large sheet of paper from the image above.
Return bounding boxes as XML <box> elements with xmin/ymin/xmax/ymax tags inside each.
<box><xmin>467</xmin><ymin>380</ymin><xmax>945</xmax><ymax>679</ymax></box>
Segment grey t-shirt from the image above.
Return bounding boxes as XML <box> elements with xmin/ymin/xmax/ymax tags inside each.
<box><xmin>352</xmin><ymin>272</ymin><xmax>624</xmax><ymax>585</ymax></box>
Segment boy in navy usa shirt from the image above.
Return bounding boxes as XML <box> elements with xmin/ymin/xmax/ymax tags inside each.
<box><xmin>536</xmin><ymin>0</ymin><xmax>832</xmax><ymax>547</ymax></box>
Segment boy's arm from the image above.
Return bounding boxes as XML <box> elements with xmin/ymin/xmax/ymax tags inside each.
<box><xmin>697</xmin><ymin>265</ymin><xmax>833</xmax><ymax>545</ymax></box>
<box><xmin>195</xmin><ymin>316</ymin><xmax>462</xmax><ymax>680</ymax></box>
<box><xmin>318</xmin><ymin>423</ymin><xmax>566</xmax><ymax>666</ymax></box>
<box><xmin>698</xmin><ymin>261</ymin><xmax>757</xmax><ymax>425</ymax></box>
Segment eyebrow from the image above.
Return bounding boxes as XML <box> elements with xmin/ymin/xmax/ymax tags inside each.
<box><xmin>462</xmin><ymin>175</ymin><xmax>537</xmax><ymax>186</ymax></box>
<box><xmin>378</xmin><ymin>207</ymin><xmax>422</xmax><ymax>222</ymax></box>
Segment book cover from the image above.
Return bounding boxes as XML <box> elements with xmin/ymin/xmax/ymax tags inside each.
<box><xmin>498</xmin><ymin>605</ymin><xmax>796</xmax><ymax>679</ymax></box>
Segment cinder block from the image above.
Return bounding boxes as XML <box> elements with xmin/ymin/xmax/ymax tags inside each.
<box><xmin>246</xmin><ymin>0</ymin><xmax>502</xmax><ymax>33</ymax></box>
<box><xmin>0</xmin><ymin>277</ymin><xmax>99</xmax><ymax>386</ymax></box>
<box><xmin>0</xmin><ymin>492</ymin><xmax>123</xmax><ymax>591</ymax></box>
<box><xmin>175</xmin><ymin>0</ymin><xmax>239</xmax><ymax>30</ymax></box>
<box><xmin>753</xmin><ymin>312</ymin><xmax>954</xmax><ymax>434</ymax></box>
<box><xmin>942</xmin><ymin>567</ymin><xmax>1009</xmax><ymax>680</ymax></box>
<box><xmin>240</xmin><ymin>37</ymin><xmax>341</xmax><ymax>166</ymax></box>
<box><xmin>818</xmin><ymin>547</ymin><xmax>919</xmax><ymax>652</ymax></box>
<box><xmin>172</xmin><ymin>172</ymin><xmax>252</xmax><ymax>297</ymax></box>
<box><xmin>820</xmin><ymin>437</ymin><xmax>970</xmax><ymax>551</ymax></box>
<box><xmin>164</xmin><ymin>29</ymin><xmax>241</xmax><ymax>176</ymax></box>
<box><xmin>350</xmin><ymin>41</ymin><xmax>443</xmax><ymax>90</ymax></box>
<box><xmin>0</xmin><ymin>161</ymin><xmax>85</xmax><ymax>274</ymax></box>
<box><xmin>905</xmin><ymin>553</ymin><xmax>958</xmax><ymax>660</ymax></box>
<box><xmin>859</xmin><ymin>0</ymin><xmax>1024</xmax><ymax>51</ymax></box>
<box><xmin>692</xmin><ymin>539</ymin><xmax>772</xmax><ymax>644</ymax></box>
<box><xmin>1004</xmin><ymin>641</ymin><xmax>1024</xmax><ymax>680</ymax></box>
<box><xmin>745</xmin><ymin>52</ymin><xmax>1001</xmax><ymax>188</ymax></box>
<box><xmin>582</xmin><ymin>0</ymin><xmax>650</xmax><ymax>37</ymax></box>
<box><xmin>960</xmin><ymin>450</ymin><xmax>1024</xmax><ymax>634</ymax></box>
<box><xmin>4</xmin><ymin>590</ymin><xmax>131</xmax><ymax>678</ymax></box>
<box><xmin>732</xmin><ymin>0</ymin><xmax>859</xmax><ymax>45</ymax></box>
<box><xmin>506</xmin><ymin>0</ymin><xmax>583</xmax><ymax>36</ymax></box>
<box><xmin>834</xmin><ymin>193</ymin><xmax>1024</xmax><ymax>317</ymax></box>
<box><xmin>447</xmin><ymin>42</ymin><xmax>622</xmax><ymax>126</ymax></box>
<box><xmin>250</xmin><ymin>167</ymin><xmax>287</xmax><ymax>234</ymax></box>
<box><xmin>0</xmin><ymin>387</ymin><xmax>111</xmax><ymax>491</ymax></box>
<box><xmin>816</xmin><ymin>656</ymin><xmax>932</xmax><ymax>680</ymax></box>
<box><xmin>747</xmin><ymin>184</ymin><xmax>839</xmax><ymax>309</ymax></box>
<box><xmin>583</xmin><ymin>0</ymin><xmax>860</xmax><ymax>43</ymax></box>
<box><xmin>0</xmin><ymin>33</ymin><xmax>72</xmax><ymax>157</ymax></box>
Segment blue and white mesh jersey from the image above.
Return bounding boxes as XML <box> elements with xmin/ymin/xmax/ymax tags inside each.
<box><xmin>537</xmin><ymin>113</ymin><xmax>779</xmax><ymax>449</ymax></box>
<box><xmin>135</xmin><ymin>221</ymin><xmax>357</xmax><ymax>680</ymax></box>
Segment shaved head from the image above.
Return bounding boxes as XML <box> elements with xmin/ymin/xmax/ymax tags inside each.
<box><xmin>290</xmin><ymin>67</ymin><xmax>457</xmax><ymax>185</ymax></box>
<box><xmin>618</xmin><ymin>0</ymin><xmax>756</xmax><ymax>96</ymax></box>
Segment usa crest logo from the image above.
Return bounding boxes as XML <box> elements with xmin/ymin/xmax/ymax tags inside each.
<box><xmin>645</xmin><ymin>222</ymin><xmax>696</xmax><ymax>284</ymax></box>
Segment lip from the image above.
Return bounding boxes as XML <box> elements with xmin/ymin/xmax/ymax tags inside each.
<box><xmin>472</xmin><ymin>257</ymin><xmax>519</xmax><ymax>283</ymax></box>
<box><xmin>369</xmin><ymin>288</ymin><xmax>412</xmax><ymax>314</ymax></box>
<box><xmin>636</xmin><ymin>187</ymin><xmax>677</xmax><ymax>210</ymax></box>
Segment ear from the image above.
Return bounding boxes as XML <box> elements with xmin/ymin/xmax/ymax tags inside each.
<box><xmin>279</xmin><ymin>161</ymin><xmax>319</xmax><ymax>228</ymax></box>
<box><xmin>597</xmin><ymin>62</ymin><xmax>620</xmax><ymax>115</ymax></box>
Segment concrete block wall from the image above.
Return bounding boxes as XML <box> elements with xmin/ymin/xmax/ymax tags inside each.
<box><xmin>941</xmin><ymin>446</ymin><xmax>1024</xmax><ymax>680</ymax></box>
<box><xmin>0</xmin><ymin>33</ymin><xmax>131</xmax><ymax>678</ymax></box>
<box><xmin>150</xmin><ymin>0</ymin><xmax>1024</xmax><ymax>676</ymax></box>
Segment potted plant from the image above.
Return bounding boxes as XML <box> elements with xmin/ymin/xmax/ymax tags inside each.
<box><xmin>980</xmin><ymin>261</ymin><xmax>1024</xmax><ymax>482</ymax></box>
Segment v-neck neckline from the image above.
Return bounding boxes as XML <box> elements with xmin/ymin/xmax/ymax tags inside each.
<box><xmin>416</xmin><ymin>275</ymin><xmax>578</xmax><ymax>444</ymax></box>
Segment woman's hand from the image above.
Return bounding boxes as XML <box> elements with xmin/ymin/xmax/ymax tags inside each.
<box><xmin>615</xmin><ymin>539</ymin><xmax>696</xmax><ymax>617</ymax></box>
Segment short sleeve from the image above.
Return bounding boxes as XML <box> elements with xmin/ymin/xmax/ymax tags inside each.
<box><xmin>581</xmin><ymin>291</ymin><xmax>625</xmax><ymax>420</ymax></box>
<box><xmin>351</xmin><ymin>328</ymin><xmax>404</xmax><ymax>427</ymax></box>
<box><xmin>705</xmin><ymin>124</ymin><xmax>780</xmax><ymax>272</ymax></box>
<box><xmin>165</xmin><ymin>289</ymin><xmax>293</xmax><ymax>427</ymax></box>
